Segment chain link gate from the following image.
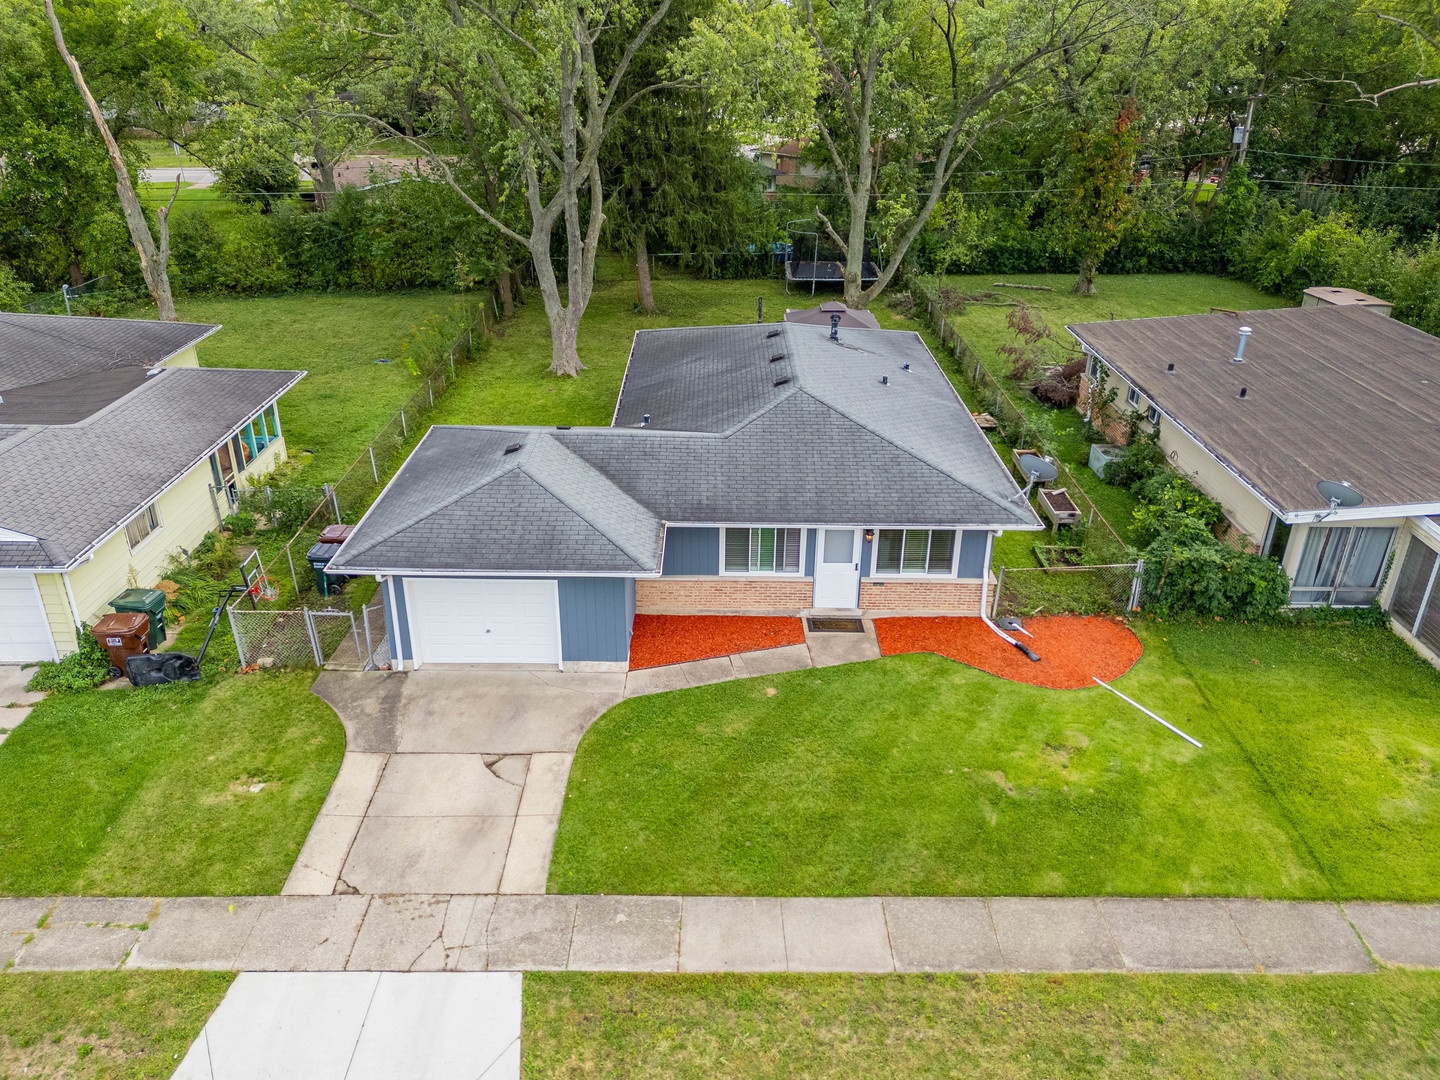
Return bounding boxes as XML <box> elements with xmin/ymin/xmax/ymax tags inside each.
<box><xmin>228</xmin><ymin>604</ymin><xmax>361</xmax><ymax>668</ymax></box>
<box><xmin>992</xmin><ymin>561</ymin><xmax>1144</xmax><ymax>618</ymax></box>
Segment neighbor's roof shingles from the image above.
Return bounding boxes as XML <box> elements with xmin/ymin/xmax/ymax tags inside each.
<box><xmin>0</xmin><ymin>367</ymin><xmax>303</xmax><ymax>569</ymax></box>
<box><xmin>1067</xmin><ymin>306</ymin><xmax>1440</xmax><ymax>515</ymax></box>
<box><xmin>0</xmin><ymin>312</ymin><xmax>220</xmax><ymax>393</ymax></box>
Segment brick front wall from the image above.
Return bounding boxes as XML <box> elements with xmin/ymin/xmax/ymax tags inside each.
<box><xmin>860</xmin><ymin>580</ymin><xmax>984</xmax><ymax>612</ymax></box>
<box><xmin>636</xmin><ymin>577</ymin><xmax>815</xmax><ymax>613</ymax></box>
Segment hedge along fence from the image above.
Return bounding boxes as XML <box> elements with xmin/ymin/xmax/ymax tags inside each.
<box><xmin>903</xmin><ymin>278</ymin><xmax>1131</xmax><ymax>564</ymax></box>
<box><xmin>235</xmin><ymin>288</ymin><xmax>498</xmax><ymax>620</ymax></box>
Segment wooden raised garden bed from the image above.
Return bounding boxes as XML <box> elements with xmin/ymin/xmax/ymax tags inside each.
<box><xmin>1038</xmin><ymin>487</ymin><xmax>1082</xmax><ymax>529</ymax></box>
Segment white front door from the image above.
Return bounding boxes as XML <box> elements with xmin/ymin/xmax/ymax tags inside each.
<box><xmin>813</xmin><ymin>528</ymin><xmax>861</xmax><ymax>609</ymax></box>
<box><xmin>0</xmin><ymin>573</ymin><xmax>57</xmax><ymax>663</ymax></box>
<box><xmin>406</xmin><ymin>577</ymin><xmax>560</xmax><ymax>665</ymax></box>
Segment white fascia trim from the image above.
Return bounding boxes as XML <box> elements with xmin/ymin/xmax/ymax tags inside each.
<box><xmin>1287</xmin><ymin>502</ymin><xmax>1440</xmax><ymax>525</ymax></box>
<box><xmin>1417</xmin><ymin>517</ymin><xmax>1440</xmax><ymax>544</ymax></box>
<box><xmin>665</xmin><ymin>521</ymin><xmax>1038</xmax><ymax>531</ymax></box>
<box><xmin>1068</xmin><ymin>334</ymin><xmax>1291</xmax><ymax>522</ymax></box>
<box><xmin>52</xmin><ymin>373</ymin><xmax>305</xmax><ymax>572</ymax></box>
<box><xmin>338</xmin><ymin>568</ymin><xmax>660</xmax><ymax>579</ymax></box>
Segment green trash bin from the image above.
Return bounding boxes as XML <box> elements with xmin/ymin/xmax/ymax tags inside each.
<box><xmin>109</xmin><ymin>588</ymin><xmax>167</xmax><ymax>652</ymax></box>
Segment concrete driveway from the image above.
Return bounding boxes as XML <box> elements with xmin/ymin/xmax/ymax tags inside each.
<box><xmin>291</xmin><ymin>624</ymin><xmax>883</xmax><ymax>897</ymax></box>
<box><xmin>289</xmin><ymin>670</ymin><xmax>625</xmax><ymax>896</ymax></box>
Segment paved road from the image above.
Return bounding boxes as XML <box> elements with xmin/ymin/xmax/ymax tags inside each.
<box><xmin>4</xmin><ymin>893</ymin><xmax>1436</xmax><ymax>975</ymax></box>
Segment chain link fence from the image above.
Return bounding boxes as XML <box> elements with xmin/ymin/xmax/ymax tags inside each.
<box><xmin>992</xmin><ymin>562</ymin><xmax>1144</xmax><ymax>618</ymax></box>
<box><xmin>907</xmin><ymin>279</ymin><xmax>1134</xmax><ymax>567</ymax></box>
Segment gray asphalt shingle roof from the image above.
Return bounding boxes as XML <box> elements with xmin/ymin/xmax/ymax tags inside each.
<box><xmin>0</xmin><ymin>367</ymin><xmax>303</xmax><ymax>569</ymax></box>
<box><xmin>0</xmin><ymin>312</ymin><xmax>220</xmax><ymax>393</ymax></box>
<box><xmin>331</xmin><ymin>322</ymin><xmax>1036</xmax><ymax>575</ymax></box>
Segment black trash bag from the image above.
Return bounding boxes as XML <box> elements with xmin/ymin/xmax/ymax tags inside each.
<box><xmin>125</xmin><ymin>652</ymin><xmax>201</xmax><ymax>687</ymax></box>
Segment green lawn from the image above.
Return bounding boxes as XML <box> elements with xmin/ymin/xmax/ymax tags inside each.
<box><xmin>549</xmin><ymin>620</ymin><xmax>1440</xmax><ymax>900</ymax></box>
<box><xmin>0</xmin><ymin>652</ymin><xmax>344</xmax><ymax>895</ymax></box>
<box><xmin>0</xmin><ymin>972</ymin><xmax>231</xmax><ymax>1080</ymax></box>
<box><xmin>523</xmin><ymin>970</ymin><xmax>1440</xmax><ymax>1079</ymax></box>
<box><xmin>179</xmin><ymin>291</ymin><xmax>472</xmax><ymax>481</ymax></box>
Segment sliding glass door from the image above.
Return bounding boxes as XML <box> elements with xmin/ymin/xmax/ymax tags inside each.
<box><xmin>1290</xmin><ymin>525</ymin><xmax>1396</xmax><ymax>607</ymax></box>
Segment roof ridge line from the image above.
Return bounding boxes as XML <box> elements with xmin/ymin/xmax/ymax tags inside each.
<box><xmin>519</xmin><ymin>439</ymin><xmax>658</xmax><ymax>569</ymax></box>
<box><xmin>789</xmin><ymin>388</ymin><xmax>1030</xmax><ymax>522</ymax></box>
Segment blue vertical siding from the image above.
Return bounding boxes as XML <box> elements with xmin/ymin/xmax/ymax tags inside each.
<box><xmin>558</xmin><ymin>577</ymin><xmax>632</xmax><ymax>662</ymax></box>
<box><xmin>859</xmin><ymin>530</ymin><xmax>873</xmax><ymax>579</ymax></box>
<box><xmin>662</xmin><ymin>527</ymin><xmax>720</xmax><ymax>575</ymax></box>
<box><xmin>804</xmin><ymin>529</ymin><xmax>817</xmax><ymax>576</ymax></box>
<box><xmin>957</xmin><ymin>531</ymin><xmax>989</xmax><ymax>578</ymax></box>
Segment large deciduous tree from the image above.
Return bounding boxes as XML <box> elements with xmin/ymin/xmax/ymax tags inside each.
<box><xmin>796</xmin><ymin>0</ymin><xmax>1127</xmax><ymax>309</ymax></box>
<box><xmin>1058</xmin><ymin>98</ymin><xmax>1140</xmax><ymax>294</ymax></box>
<box><xmin>357</xmin><ymin>0</ymin><xmax>686</xmax><ymax>376</ymax></box>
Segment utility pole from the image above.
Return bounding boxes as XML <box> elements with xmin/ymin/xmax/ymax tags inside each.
<box><xmin>1235</xmin><ymin>93</ymin><xmax>1257</xmax><ymax>166</ymax></box>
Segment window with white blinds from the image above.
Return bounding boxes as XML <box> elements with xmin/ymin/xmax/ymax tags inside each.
<box><xmin>723</xmin><ymin>528</ymin><xmax>803</xmax><ymax>574</ymax></box>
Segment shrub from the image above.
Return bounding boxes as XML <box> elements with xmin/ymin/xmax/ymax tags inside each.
<box><xmin>1141</xmin><ymin>517</ymin><xmax>1290</xmax><ymax>620</ymax></box>
<box><xmin>24</xmin><ymin>625</ymin><xmax>113</xmax><ymax>692</ymax></box>
<box><xmin>224</xmin><ymin>511</ymin><xmax>258</xmax><ymax>538</ymax></box>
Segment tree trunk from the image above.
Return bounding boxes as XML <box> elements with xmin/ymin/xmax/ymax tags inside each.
<box><xmin>511</xmin><ymin>266</ymin><xmax>525</xmax><ymax>305</ymax></box>
<box><xmin>45</xmin><ymin>0</ymin><xmax>178</xmax><ymax>320</ymax></box>
<box><xmin>1073</xmin><ymin>252</ymin><xmax>1098</xmax><ymax>295</ymax></box>
<box><xmin>497</xmin><ymin>267</ymin><xmax>514</xmax><ymax>319</ymax></box>
<box><xmin>68</xmin><ymin>260</ymin><xmax>84</xmax><ymax>287</ymax></box>
<box><xmin>306</xmin><ymin>94</ymin><xmax>337</xmax><ymax>212</ymax></box>
<box><xmin>635</xmin><ymin>233</ymin><xmax>656</xmax><ymax>314</ymax></box>
<box><xmin>547</xmin><ymin>305</ymin><xmax>583</xmax><ymax>377</ymax></box>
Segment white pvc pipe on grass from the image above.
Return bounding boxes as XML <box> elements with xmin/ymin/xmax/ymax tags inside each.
<box><xmin>1091</xmin><ymin>676</ymin><xmax>1202</xmax><ymax>748</ymax></box>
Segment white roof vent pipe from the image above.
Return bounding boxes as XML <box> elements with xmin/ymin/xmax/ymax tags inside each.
<box><xmin>1232</xmin><ymin>325</ymin><xmax>1252</xmax><ymax>363</ymax></box>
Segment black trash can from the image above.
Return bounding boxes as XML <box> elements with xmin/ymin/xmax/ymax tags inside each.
<box><xmin>306</xmin><ymin>541</ymin><xmax>344</xmax><ymax>597</ymax></box>
<box><xmin>109</xmin><ymin>588</ymin><xmax>167</xmax><ymax>651</ymax></box>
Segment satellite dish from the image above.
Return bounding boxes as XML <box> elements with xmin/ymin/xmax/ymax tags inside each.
<box><xmin>1018</xmin><ymin>454</ymin><xmax>1059</xmax><ymax>483</ymax></box>
<box><xmin>1317</xmin><ymin>480</ymin><xmax>1364</xmax><ymax>509</ymax></box>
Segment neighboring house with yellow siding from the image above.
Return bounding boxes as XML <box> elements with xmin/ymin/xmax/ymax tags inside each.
<box><xmin>0</xmin><ymin>313</ymin><xmax>303</xmax><ymax>661</ymax></box>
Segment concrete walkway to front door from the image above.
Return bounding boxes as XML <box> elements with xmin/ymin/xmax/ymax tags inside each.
<box><xmin>296</xmin><ymin>625</ymin><xmax>884</xmax><ymax>898</ymax></box>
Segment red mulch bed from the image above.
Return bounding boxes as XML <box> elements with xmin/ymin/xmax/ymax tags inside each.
<box><xmin>629</xmin><ymin>614</ymin><xmax>807</xmax><ymax>670</ymax></box>
<box><xmin>873</xmin><ymin>615</ymin><xmax>1142</xmax><ymax>689</ymax></box>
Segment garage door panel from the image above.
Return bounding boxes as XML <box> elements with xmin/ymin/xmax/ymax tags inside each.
<box><xmin>407</xmin><ymin>578</ymin><xmax>559</xmax><ymax>665</ymax></box>
<box><xmin>0</xmin><ymin>574</ymin><xmax>57</xmax><ymax>663</ymax></box>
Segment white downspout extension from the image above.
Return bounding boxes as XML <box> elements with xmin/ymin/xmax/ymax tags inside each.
<box><xmin>977</xmin><ymin>530</ymin><xmax>1036</xmax><ymax>658</ymax></box>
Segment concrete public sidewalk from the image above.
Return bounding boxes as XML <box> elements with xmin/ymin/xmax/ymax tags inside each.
<box><xmin>4</xmin><ymin>894</ymin><xmax>1437</xmax><ymax>975</ymax></box>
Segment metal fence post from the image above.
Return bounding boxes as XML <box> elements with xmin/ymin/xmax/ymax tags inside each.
<box><xmin>362</xmin><ymin>604</ymin><xmax>374</xmax><ymax>670</ymax></box>
<box><xmin>350</xmin><ymin>612</ymin><xmax>363</xmax><ymax>670</ymax></box>
<box><xmin>326</xmin><ymin>482</ymin><xmax>341</xmax><ymax>523</ymax></box>
<box><xmin>369</xmin><ymin>445</ymin><xmax>379</xmax><ymax>483</ymax></box>
<box><xmin>400</xmin><ymin>409</ymin><xmax>407</xmax><ymax>437</ymax></box>
<box><xmin>428</xmin><ymin>378</ymin><xmax>433</xmax><ymax>407</ymax></box>
<box><xmin>1130</xmin><ymin>559</ymin><xmax>1145</xmax><ymax>611</ymax></box>
<box><xmin>304</xmin><ymin>608</ymin><xmax>323</xmax><ymax>666</ymax></box>
<box><xmin>207</xmin><ymin>484</ymin><xmax>224</xmax><ymax>529</ymax></box>
<box><xmin>285</xmin><ymin>543</ymin><xmax>301</xmax><ymax>599</ymax></box>
<box><xmin>992</xmin><ymin>565</ymin><xmax>1005</xmax><ymax>618</ymax></box>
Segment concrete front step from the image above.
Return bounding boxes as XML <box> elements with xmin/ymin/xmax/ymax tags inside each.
<box><xmin>4</xmin><ymin>894</ymin><xmax>1431</xmax><ymax>975</ymax></box>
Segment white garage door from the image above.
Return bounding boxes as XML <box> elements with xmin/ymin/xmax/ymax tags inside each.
<box><xmin>0</xmin><ymin>574</ymin><xmax>57</xmax><ymax>663</ymax></box>
<box><xmin>406</xmin><ymin>577</ymin><xmax>560</xmax><ymax>665</ymax></box>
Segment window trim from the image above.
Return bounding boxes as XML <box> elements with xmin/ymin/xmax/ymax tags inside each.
<box><xmin>124</xmin><ymin>503</ymin><xmax>162</xmax><ymax>551</ymax></box>
<box><xmin>870</xmin><ymin>528</ymin><xmax>960</xmax><ymax>578</ymax></box>
<box><xmin>719</xmin><ymin>525</ymin><xmax>807</xmax><ymax>576</ymax></box>
<box><xmin>1146</xmin><ymin>403</ymin><xmax>1161</xmax><ymax>426</ymax></box>
<box><xmin>1126</xmin><ymin>385</ymin><xmax>1141</xmax><ymax>408</ymax></box>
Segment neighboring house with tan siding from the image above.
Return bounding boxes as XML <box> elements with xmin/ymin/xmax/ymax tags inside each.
<box><xmin>1066</xmin><ymin>305</ymin><xmax>1440</xmax><ymax>649</ymax></box>
<box><xmin>328</xmin><ymin>322</ymin><xmax>1041</xmax><ymax>671</ymax></box>
<box><xmin>0</xmin><ymin>313</ymin><xmax>303</xmax><ymax>661</ymax></box>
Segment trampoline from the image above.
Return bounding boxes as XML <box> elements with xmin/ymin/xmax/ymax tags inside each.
<box><xmin>784</xmin><ymin>221</ymin><xmax>881</xmax><ymax>295</ymax></box>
